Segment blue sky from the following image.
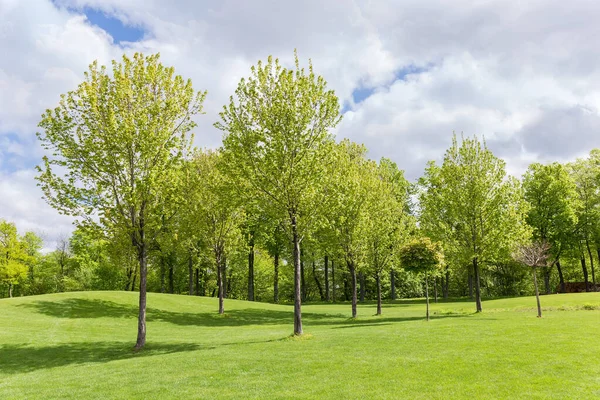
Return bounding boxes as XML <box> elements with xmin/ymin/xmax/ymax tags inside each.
<box><xmin>83</xmin><ymin>8</ymin><xmax>145</xmax><ymax>44</ymax></box>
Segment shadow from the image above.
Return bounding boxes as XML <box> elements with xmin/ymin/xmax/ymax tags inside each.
<box><xmin>332</xmin><ymin>323</ymin><xmax>393</xmax><ymax>329</ymax></box>
<box><xmin>18</xmin><ymin>298</ymin><xmax>475</xmax><ymax>329</ymax></box>
<box><xmin>0</xmin><ymin>341</ymin><xmax>202</xmax><ymax>374</ymax></box>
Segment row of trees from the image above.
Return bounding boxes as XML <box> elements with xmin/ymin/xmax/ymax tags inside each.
<box><xmin>14</xmin><ymin>51</ymin><xmax>595</xmax><ymax>348</ymax></box>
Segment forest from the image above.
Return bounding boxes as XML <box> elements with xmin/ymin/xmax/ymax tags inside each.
<box><xmin>1</xmin><ymin>52</ymin><xmax>599</xmax><ymax>348</ymax></box>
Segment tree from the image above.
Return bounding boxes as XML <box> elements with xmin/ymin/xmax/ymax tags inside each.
<box><xmin>513</xmin><ymin>241</ymin><xmax>551</xmax><ymax>317</ymax></box>
<box><xmin>323</xmin><ymin>140</ymin><xmax>373</xmax><ymax>318</ymax></box>
<box><xmin>216</xmin><ymin>51</ymin><xmax>341</xmax><ymax>335</ymax></box>
<box><xmin>190</xmin><ymin>150</ymin><xmax>242</xmax><ymax>314</ymax></box>
<box><xmin>36</xmin><ymin>53</ymin><xmax>206</xmax><ymax>349</ymax></box>
<box><xmin>419</xmin><ymin>135</ymin><xmax>530</xmax><ymax>312</ymax></box>
<box><xmin>21</xmin><ymin>231</ymin><xmax>43</xmax><ymax>283</ymax></box>
<box><xmin>0</xmin><ymin>220</ymin><xmax>29</xmax><ymax>298</ymax></box>
<box><xmin>522</xmin><ymin>162</ymin><xmax>578</xmax><ymax>293</ymax></box>
<box><xmin>364</xmin><ymin>158</ymin><xmax>413</xmax><ymax>315</ymax></box>
<box><xmin>399</xmin><ymin>237</ymin><xmax>444</xmax><ymax>321</ymax></box>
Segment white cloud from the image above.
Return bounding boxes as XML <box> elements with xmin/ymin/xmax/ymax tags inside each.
<box><xmin>2</xmin><ymin>0</ymin><xmax>600</xmax><ymax>243</ymax></box>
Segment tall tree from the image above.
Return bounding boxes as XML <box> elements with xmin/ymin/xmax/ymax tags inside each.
<box><xmin>323</xmin><ymin>140</ymin><xmax>373</xmax><ymax>318</ymax></box>
<box><xmin>522</xmin><ymin>162</ymin><xmax>578</xmax><ymax>293</ymax></box>
<box><xmin>37</xmin><ymin>53</ymin><xmax>206</xmax><ymax>349</ymax></box>
<box><xmin>216</xmin><ymin>51</ymin><xmax>341</xmax><ymax>335</ymax></box>
<box><xmin>419</xmin><ymin>135</ymin><xmax>530</xmax><ymax>312</ymax></box>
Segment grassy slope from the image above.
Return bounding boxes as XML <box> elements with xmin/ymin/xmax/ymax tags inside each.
<box><xmin>0</xmin><ymin>291</ymin><xmax>599</xmax><ymax>399</ymax></box>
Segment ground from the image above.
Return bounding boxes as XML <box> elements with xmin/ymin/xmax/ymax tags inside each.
<box><xmin>0</xmin><ymin>291</ymin><xmax>599</xmax><ymax>399</ymax></box>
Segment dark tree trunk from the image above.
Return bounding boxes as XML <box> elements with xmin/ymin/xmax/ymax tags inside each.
<box><xmin>348</xmin><ymin>260</ymin><xmax>358</xmax><ymax>318</ymax></box>
<box><xmin>533</xmin><ymin>268</ymin><xmax>542</xmax><ymax>317</ymax></box>
<box><xmin>131</xmin><ymin>264</ymin><xmax>137</xmax><ymax>292</ymax></box>
<box><xmin>543</xmin><ymin>268</ymin><xmax>551</xmax><ymax>294</ymax></box>
<box><xmin>312</xmin><ymin>261</ymin><xmax>325</xmax><ymax>301</ymax></box>
<box><xmin>581</xmin><ymin>257</ymin><xmax>590</xmax><ymax>292</ymax></box>
<box><xmin>331</xmin><ymin>259</ymin><xmax>336</xmax><ymax>303</ymax></box>
<box><xmin>390</xmin><ymin>269</ymin><xmax>396</xmax><ymax>300</ymax></box>
<box><xmin>425</xmin><ymin>272</ymin><xmax>430</xmax><ymax>321</ymax></box>
<box><xmin>556</xmin><ymin>260</ymin><xmax>565</xmax><ymax>293</ymax></box>
<box><xmin>473</xmin><ymin>257</ymin><xmax>482</xmax><ymax>312</ymax></box>
<box><xmin>324</xmin><ymin>255</ymin><xmax>329</xmax><ymax>302</ymax></box>
<box><xmin>248</xmin><ymin>240</ymin><xmax>254</xmax><ymax>301</ymax></box>
<box><xmin>291</xmin><ymin>214</ymin><xmax>302</xmax><ymax>335</ymax></box>
<box><xmin>125</xmin><ymin>266</ymin><xmax>133</xmax><ymax>291</ymax></box>
<box><xmin>359</xmin><ymin>272</ymin><xmax>365</xmax><ymax>303</ymax></box>
<box><xmin>160</xmin><ymin>259</ymin><xmax>165</xmax><ymax>293</ymax></box>
<box><xmin>468</xmin><ymin>269</ymin><xmax>473</xmax><ymax>299</ymax></box>
<box><xmin>216</xmin><ymin>249</ymin><xmax>224</xmax><ymax>315</ymax></box>
<box><xmin>274</xmin><ymin>252</ymin><xmax>279</xmax><ymax>303</ymax></box>
<box><xmin>195</xmin><ymin>268</ymin><xmax>200</xmax><ymax>296</ymax></box>
<box><xmin>586</xmin><ymin>240</ymin><xmax>596</xmax><ymax>286</ymax></box>
<box><xmin>434</xmin><ymin>277</ymin><xmax>438</xmax><ymax>303</ymax></box>
<box><xmin>168</xmin><ymin>263</ymin><xmax>174</xmax><ymax>294</ymax></box>
<box><xmin>443</xmin><ymin>267</ymin><xmax>450</xmax><ymax>299</ymax></box>
<box><xmin>301</xmin><ymin>257</ymin><xmax>307</xmax><ymax>302</ymax></box>
<box><xmin>188</xmin><ymin>249</ymin><xmax>194</xmax><ymax>295</ymax></box>
<box><xmin>376</xmin><ymin>272</ymin><xmax>382</xmax><ymax>315</ymax></box>
<box><xmin>134</xmin><ymin>237</ymin><xmax>147</xmax><ymax>350</ymax></box>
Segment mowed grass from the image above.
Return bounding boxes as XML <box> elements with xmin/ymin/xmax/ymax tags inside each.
<box><xmin>1</xmin><ymin>291</ymin><xmax>599</xmax><ymax>399</ymax></box>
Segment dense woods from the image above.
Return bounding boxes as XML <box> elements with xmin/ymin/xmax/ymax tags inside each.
<box><xmin>3</xmin><ymin>52</ymin><xmax>600</xmax><ymax>347</ymax></box>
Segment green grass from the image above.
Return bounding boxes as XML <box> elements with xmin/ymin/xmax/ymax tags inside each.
<box><xmin>1</xmin><ymin>292</ymin><xmax>599</xmax><ymax>399</ymax></box>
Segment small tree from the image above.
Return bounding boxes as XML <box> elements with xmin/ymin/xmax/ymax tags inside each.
<box><xmin>399</xmin><ymin>238</ymin><xmax>443</xmax><ymax>321</ymax></box>
<box><xmin>513</xmin><ymin>241</ymin><xmax>551</xmax><ymax>318</ymax></box>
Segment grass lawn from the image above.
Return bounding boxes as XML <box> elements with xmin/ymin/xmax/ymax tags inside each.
<box><xmin>0</xmin><ymin>291</ymin><xmax>599</xmax><ymax>399</ymax></box>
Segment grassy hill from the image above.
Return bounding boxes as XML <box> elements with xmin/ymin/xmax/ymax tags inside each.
<box><xmin>1</xmin><ymin>291</ymin><xmax>599</xmax><ymax>399</ymax></box>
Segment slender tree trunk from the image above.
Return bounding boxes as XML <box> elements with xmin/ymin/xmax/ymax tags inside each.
<box><xmin>543</xmin><ymin>268</ymin><xmax>551</xmax><ymax>295</ymax></box>
<box><xmin>274</xmin><ymin>252</ymin><xmax>279</xmax><ymax>303</ymax></box>
<box><xmin>195</xmin><ymin>268</ymin><xmax>199</xmax><ymax>296</ymax></box>
<box><xmin>390</xmin><ymin>269</ymin><xmax>396</xmax><ymax>300</ymax></box>
<box><xmin>376</xmin><ymin>272</ymin><xmax>382</xmax><ymax>315</ymax></box>
<box><xmin>533</xmin><ymin>268</ymin><xmax>542</xmax><ymax>317</ymax></box>
<box><xmin>291</xmin><ymin>215</ymin><xmax>302</xmax><ymax>335</ymax></box>
<box><xmin>443</xmin><ymin>267</ymin><xmax>450</xmax><ymax>299</ymax></box>
<box><xmin>134</xmin><ymin>237</ymin><xmax>147</xmax><ymax>350</ymax></box>
<box><xmin>344</xmin><ymin>276</ymin><xmax>349</xmax><ymax>301</ymax></box>
<box><xmin>332</xmin><ymin>259</ymin><xmax>336</xmax><ymax>303</ymax></box>
<box><xmin>248</xmin><ymin>240</ymin><xmax>254</xmax><ymax>301</ymax></box>
<box><xmin>188</xmin><ymin>249</ymin><xmax>194</xmax><ymax>295</ymax></box>
<box><xmin>324</xmin><ymin>255</ymin><xmax>329</xmax><ymax>302</ymax></box>
<box><xmin>556</xmin><ymin>260</ymin><xmax>565</xmax><ymax>293</ymax></box>
<box><xmin>131</xmin><ymin>264</ymin><xmax>137</xmax><ymax>292</ymax></box>
<box><xmin>586</xmin><ymin>240</ymin><xmax>596</xmax><ymax>286</ymax></box>
<box><xmin>217</xmin><ymin>249</ymin><xmax>224</xmax><ymax>315</ymax></box>
<box><xmin>125</xmin><ymin>266</ymin><xmax>133</xmax><ymax>291</ymax></box>
<box><xmin>359</xmin><ymin>272</ymin><xmax>365</xmax><ymax>303</ymax></box>
<box><xmin>581</xmin><ymin>257</ymin><xmax>590</xmax><ymax>292</ymax></box>
<box><xmin>348</xmin><ymin>260</ymin><xmax>357</xmax><ymax>318</ymax></box>
<box><xmin>223</xmin><ymin>254</ymin><xmax>228</xmax><ymax>298</ymax></box>
<box><xmin>425</xmin><ymin>272</ymin><xmax>429</xmax><ymax>321</ymax></box>
<box><xmin>160</xmin><ymin>259</ymin><xmax>165</xmax><ymax>293</ymax></box>
<box><xmin>168</xmin><ymin>263</ymin><xmax>174</xmax><ymax>294</ymax></box>
<box><xmin>473</xmin><ymin>257</ymin><xmax>482</xmax><ymax>312</ymax></box>
<box><xmin>8</xmin><ymin>283</ymin><xmax>13</xmax><ymax>298</ymax></box>
<box><xmin>434</xmin><ymin>277</ymin><xmax>438</xmax><ymax>303</ymax></box>
<box><xmin>312</xmin><ymin>261</ymin><xmax>324</xmax><ymax>300</ymax></box>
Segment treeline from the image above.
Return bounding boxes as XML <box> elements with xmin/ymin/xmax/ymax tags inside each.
<box><xmin>2</xmin><ymin>51</ymin><xmax>598</xmax><ymax>347</ymax></box>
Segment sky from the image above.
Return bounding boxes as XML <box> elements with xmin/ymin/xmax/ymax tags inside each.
<box><xmin>1</xmin><ymin>0</ymin><xmax>600</xmax><ymax>250</ymax></box>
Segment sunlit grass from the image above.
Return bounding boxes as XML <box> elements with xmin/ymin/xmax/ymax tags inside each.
<box><xmin>1</xmin><ymin>291</ymin><xmax>599</xmax><ymax>399</ymax></box>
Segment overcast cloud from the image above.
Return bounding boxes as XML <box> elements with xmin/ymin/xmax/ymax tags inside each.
<box><xmin>1</xmin><ymin>0</ymin><xmax>600</xmax><ymax>249</ymax></box>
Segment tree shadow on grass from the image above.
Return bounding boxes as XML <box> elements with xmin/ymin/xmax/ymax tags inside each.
<box><xmin>18</xmin><ymin>298</ymin><xmax>478</xmax><ymax>328</ymax></box>
<box><xmin>0</xmin><ymin>341</ymin><xmax>203</xmax><ymax>374</ymax></box>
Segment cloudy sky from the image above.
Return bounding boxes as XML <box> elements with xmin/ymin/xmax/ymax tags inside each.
<box><xmin>1</xmin><ymin>0</ymin><xmax>600</xmax><ymax>249</ymax></box>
